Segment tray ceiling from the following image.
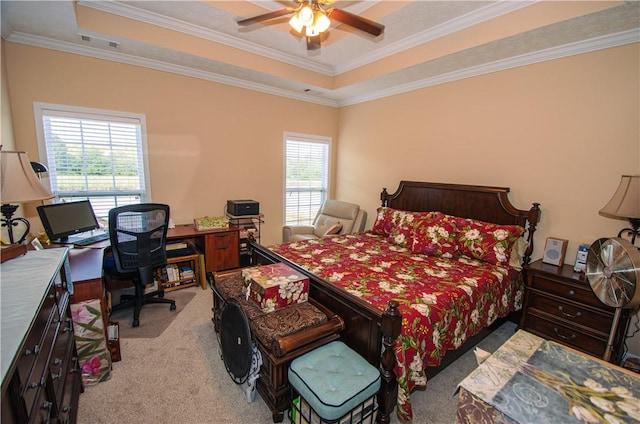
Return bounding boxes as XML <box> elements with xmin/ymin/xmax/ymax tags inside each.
<box><xmin>1</xmin><ymin>1</ymin><xmax>638</xmax><ymax>107</ymax></box>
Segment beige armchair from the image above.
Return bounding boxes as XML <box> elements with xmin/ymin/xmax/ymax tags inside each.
<box><xmin>283</xmin><ymin>199</ymin><xmax>367</xmax><ymax>243</ymax></box>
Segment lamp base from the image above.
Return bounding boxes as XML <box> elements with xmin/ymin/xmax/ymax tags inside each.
<box><xmin>618</xmin><ymin>218</ymin><xmax>640</xmax><ymax>247</ymax></box>
<box><xmin>1</xmin><ymin>204</ymin><xmax>30</xmax><ymax>244</ymax></box>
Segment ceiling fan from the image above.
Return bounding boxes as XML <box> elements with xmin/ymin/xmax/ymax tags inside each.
<box><xmin>237</xmin><ymin>0</ymin><xmax>385</xmax><ymax>50</ymax></box>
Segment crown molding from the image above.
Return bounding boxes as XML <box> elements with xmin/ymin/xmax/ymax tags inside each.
<box><xmin>335</xmin><ymin>0</ymin><xmax>536</xmax><ymax>74</ymax></box>
<box><xmin>6</xmin><ymin>32</ymin><xmax>339</xmax><ymax>107</ymax></box>
<box><xmin>5</xmin><ymin>28</ymin><xmax>637</xmax><ymax>108</ymax></box>
<box><xmin>339</xmin><ymin>29</ymin><xmax>640</xmax><ymax>107</ymax></box>
<box><xmin>79</xmin><ymin>1</ymin><xmax>335</xmax><ymax>76</ymax></box>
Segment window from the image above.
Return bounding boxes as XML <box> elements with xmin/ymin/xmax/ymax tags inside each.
<box><xmin>34</xmin><ymin>103</ymin><xmax>150</xmax><ymax>221</ymax></box>
<box><xmin>284</xmin><ymin>132</ymin><xmax>330</xmax><ymax>226</ymax></box>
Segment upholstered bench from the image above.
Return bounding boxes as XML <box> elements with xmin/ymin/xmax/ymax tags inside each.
<box><xmin>288</xmin><ymin>340</ymin><xmax>380</xmax><ymax>423</ymax></box>
<box><xmin>211</xmin><ymin>271</ymin><xmax>344</xmax><ymax>423</ymax></box>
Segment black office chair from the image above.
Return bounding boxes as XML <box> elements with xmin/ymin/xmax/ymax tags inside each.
<box><xmin>107</xmin><ymin>203</ymin><xmax>176</xmax><ymax>327</ymax></box>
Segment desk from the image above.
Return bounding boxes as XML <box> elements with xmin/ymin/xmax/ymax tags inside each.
<box><xmin>456</xmin><ymin>330</ymin><xmax>640</xmax><ymax>423</ymax></box>
<box><xmin>167</xmin><ymin>224</ymin><xmax>240</xmax><ymax>273</ymax></box>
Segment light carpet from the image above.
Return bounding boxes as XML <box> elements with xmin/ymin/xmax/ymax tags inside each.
<box><xmin>77</xmin><ymin>286</ymin><xmax>516</xmax><ymax>424</ymax></box>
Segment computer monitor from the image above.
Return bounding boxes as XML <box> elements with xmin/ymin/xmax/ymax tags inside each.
<box><xmin>37</xmin><ymin>200</ymin><xmax>100</xmax><ymax>241</ymax></box>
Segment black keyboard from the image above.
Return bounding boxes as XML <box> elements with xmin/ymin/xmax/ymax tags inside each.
<box><xmin>73</xmin><ymin>233</ymin><xmax>109</xmax><ymax>246</ymax></box>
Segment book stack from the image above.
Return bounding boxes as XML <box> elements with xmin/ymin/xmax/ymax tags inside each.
<box><xmin>180</xmin><ymin>266</ymin><xmax>194</xmax><ymax>280</ymax></box>
<box><xmin>165</xmin><ymin>264</ymin><xmax>180</xmax><ymax>282</ymax></box>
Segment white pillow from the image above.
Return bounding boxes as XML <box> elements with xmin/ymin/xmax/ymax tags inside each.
<box><xmin>509</xmin><ymin>237</ymin><xmax>528</xmax><ymax>270</ymax></box>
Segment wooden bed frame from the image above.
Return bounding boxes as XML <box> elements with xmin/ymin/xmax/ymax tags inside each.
<box><xmin>250</xmin><ymin>181</ymin><xmax>541</xmax><ymax>423</ymax></box>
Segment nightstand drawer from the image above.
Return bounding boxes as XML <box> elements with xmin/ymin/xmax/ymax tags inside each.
<box><xmin>527</xmin><ymin>292</ymin><xmax>612</xmax><ymax>334</ymax></box>
<box><xmin>528</xmin><ymin>273</ymin><xmax>604</xmax><ymax>310</ymax></box>
<box><xmin>523</xmin><ymin>312</ymin><xmax>607</xmax><ymax>358</ymax></box>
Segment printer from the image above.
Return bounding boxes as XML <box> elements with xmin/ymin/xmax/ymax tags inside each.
<box><xmin>227</xmin><ymin>200</ymin><xmax>260</xmax><ymax>216</ymax></box>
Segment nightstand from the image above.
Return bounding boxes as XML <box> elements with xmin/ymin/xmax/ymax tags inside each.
<box><xmin>520</xmin><ymin>259</ymin><xmax>632</xmax><ymax>364</ymax></box>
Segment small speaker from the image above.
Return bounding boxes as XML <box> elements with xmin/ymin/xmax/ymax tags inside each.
<box><xmin>543</xmin><ymin>237</ymin><xmax>568</xmax><ymax>266</ymax></box>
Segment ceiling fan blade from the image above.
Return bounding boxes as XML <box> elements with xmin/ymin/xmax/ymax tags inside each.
<box><xmin>237</xmin><ymin>8</ymin><xmax>293</xmax><ymax>26</ymax></box>
<box><xmin>306</xmin><ymin>35</ymin><xmax>321</xmax><ymax>51</ymax></box>
<box><xmin>328</xmin><ymin>8</ymin><xmax>385</xmax><ymax>37</ymax></box>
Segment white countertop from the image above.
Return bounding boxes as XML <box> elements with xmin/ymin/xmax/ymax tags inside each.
<box><xmin>1</xmin><ymin>248</ymin><xmax>69</xmax><ymax>386</ymax></box>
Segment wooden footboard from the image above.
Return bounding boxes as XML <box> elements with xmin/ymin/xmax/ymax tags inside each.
<box><xmin>250</xmin><ymin>242</ymin><xmax>401</xmax><ymax>423</ymax></box>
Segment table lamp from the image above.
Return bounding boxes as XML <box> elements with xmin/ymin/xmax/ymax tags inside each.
<box><xmin>599</xmin><ymin>174</ymin><xmax>640</xmax><ymax>246</ymax></box>
<box><xmin>1</xmin><ymin>150</ymin><xmax>54</xmax><ymax>244</ymax></box>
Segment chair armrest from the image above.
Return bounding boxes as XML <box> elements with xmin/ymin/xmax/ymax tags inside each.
<box><xmin>283</xmin><ymin>225</ymin><xmax>315</xmax><ymax>242</ymax></box>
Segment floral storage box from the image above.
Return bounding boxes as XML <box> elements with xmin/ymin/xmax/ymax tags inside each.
<box><xmin>241</xmin><ymin>263</ymin><xmax>309</xmax><ymax>313</ymax></box>
<box><xmin>194</xmin><ymin>215</ymin><xmax>228</xmax><ymax>231</ymax></box>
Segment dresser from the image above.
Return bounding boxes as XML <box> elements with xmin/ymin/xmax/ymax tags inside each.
<box><xmin>520</xmin><ymin>259</ymin><xmax>631</xmax><ymax>364</ymax></box>
<box><xmin>1</xmin><ymin>249</ymin><xmax>82</xmax><ymax>424</ymax></box>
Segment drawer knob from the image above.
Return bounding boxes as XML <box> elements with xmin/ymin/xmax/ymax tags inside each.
<box><xmin>558</xmin><ymin>306</ymin><xmax>581</xmax><ymax>319</ymax></box>
<box><xmin>25</xmin><ymin>345</ymin><xmax>41</xmax><ymax>356</ymax></box>
<box><xmin>553</xmin><ymin>327</ymin><xmax>576</xmax><ymax>341</ymax></box>
<box><xmin>567</xmin><ymin>290</ymin><xmax>575</xmax><ymax>296</ymax></box>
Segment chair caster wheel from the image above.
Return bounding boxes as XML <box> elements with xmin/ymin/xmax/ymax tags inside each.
<box><xmin>170</xmin><ymin>303</ymin><xmax>176</xmax><ymax>311</ymax></box>
<box><xmin>133</xmin><ymin>319</ymin><xmax>140</xmax><ymax>327</ymax></box>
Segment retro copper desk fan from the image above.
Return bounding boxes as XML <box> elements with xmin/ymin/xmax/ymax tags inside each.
<box><xmin>586</xmin><ymin>237</ymin><xmax>640</xmax><ymax>362</ymax></box>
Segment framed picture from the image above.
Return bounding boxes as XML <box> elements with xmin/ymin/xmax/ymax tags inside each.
<box><xmin>543</xmin><ymin>237</ymin><xmax>568</xmax><ymax>266</ymax></box>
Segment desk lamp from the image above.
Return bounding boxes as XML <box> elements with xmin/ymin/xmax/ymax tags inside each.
<box><xmin>0</xmin><ymin>150</ymin><xmax>54</xmax><ymax>244</ymax></box>
<box><xmin>599</xmin><ymin>175</ymin><xmax>640</xmax><ymax>246</ymax></box>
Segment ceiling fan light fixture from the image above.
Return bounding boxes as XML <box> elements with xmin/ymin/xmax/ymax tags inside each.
<box><xmin>298</xmin><ymin>5</ymin><xmax>315</xmax><ymax>26</ymax></box>
<box><xmin>314</xmin><ymin>12</ymin><xmax>331</xmax><ymax>33</ymax></box>
<box><xmin>289</xmin><ymin>15</ymin><xmax>304</xmax><ymax>33</ymax></box>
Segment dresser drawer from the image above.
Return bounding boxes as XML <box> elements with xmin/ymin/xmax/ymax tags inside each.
<box><xmin>21</xmin><ymin>315</ymin><xmax>57</xmax><ymax>421</ymax></box>
<box><xmin>49</xmin><ymin>318</ymin><xmax>75</xmax><ymax>411</ymax></box>
<box><xmin>526</xmin><ymin>292</ymin><xmax>612</xmax><ymax>335</ymax></box>
<box><xmin>528</xmin><ymin>273</ymin><xmax>604</xmax><ymax>310</ymax></box>
<box><xmin>15</xmin><ymin>288</ymin><xmax>58</xmax><ymax>390</ymax></box>
<box><xmin>523</xmin><ymin>312</ymin><xmax>607</xmax><ymax>358</ymax></box>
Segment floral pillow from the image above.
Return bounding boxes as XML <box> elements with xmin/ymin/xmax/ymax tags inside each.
<box><xmin>453</xmin><ymin>217</ymin><xmax>525</xmax><ymax>266</ymax></box>
<box><xmin>410</xmin><ymin>213</ymin><xmax>457</xmax><ymax>258</ymax></box>
<box><xmin>388</xmin><ymin>211</ymin><xmax>443</xmax><ymax>249</ymax></box>
<box><xmin>371</xmin><ymin>207</ymin><xmax>395</xmax><ymax>236</ymax></box>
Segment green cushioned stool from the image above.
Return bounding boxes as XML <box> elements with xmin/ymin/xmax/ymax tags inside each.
<box><xmin>288</xmin><ymin>341</ymin><xmax>380</xmax><ymax>423</ymax></box>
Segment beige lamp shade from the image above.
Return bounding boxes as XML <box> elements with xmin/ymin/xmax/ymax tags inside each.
<box><xmin>600</xmin><ymin>175</ymin><xmax>640</xmax><ymax>220</ymax></box>
<box><xmin>0</xmin><ymin>150</ymin><xmax>54</xmax><ymax>203</ymax></box>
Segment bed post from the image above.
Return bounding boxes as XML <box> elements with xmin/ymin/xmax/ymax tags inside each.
<box><xmin>380</xmin><ymin>187</ymin><xmax>389</xmax><ymax>206</ymax></box>
<box><xmin>523</xmin><ymin>202</ymin><xmax>541</xmax><ymax>265</ymax></box>
<box><xmin>377</xmin><ymin>300</ymin><xmax>402</xmax><ymax>424</ymax></box>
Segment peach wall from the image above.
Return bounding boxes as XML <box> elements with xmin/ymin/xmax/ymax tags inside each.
<box><xmin>1</xmin><ymin>41</ymin><xmax>16</xmax><ymax>150</ymax></box>
<box><xmin>336</xmin><ymin>43</ymin><xmax>639</xmax><ymax>265</ymax></box>
<box><xmin>336</xmin><ymin>43</ymin><xmax>640</xmax><ymax>356</ymax></box>
<box><xmin>3</xmin><ymin>43</ymin><xmax>338</xmax><ymax>244</ymax></box>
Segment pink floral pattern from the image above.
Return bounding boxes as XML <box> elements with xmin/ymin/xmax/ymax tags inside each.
<box><xmin>270</xmin><ymin>232</ymin><xmax>523</xmax><ymax>422</ymax></box>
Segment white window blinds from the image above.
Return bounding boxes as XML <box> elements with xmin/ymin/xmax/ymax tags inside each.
<box><xmin>284</xmin><ymin>133</ymin><xmax>330</xmax><ymax>226</ymax></box>
<box><xmin>35</xmin><ymin>104</ymin><xmax>149</xmax><ymax>220</ymax></box>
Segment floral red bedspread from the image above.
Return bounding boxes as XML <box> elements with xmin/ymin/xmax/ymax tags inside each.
<box><xmin>269</xmin><ymin>232</ymin><xmax>524</xmax><ymax>422</ymax></box>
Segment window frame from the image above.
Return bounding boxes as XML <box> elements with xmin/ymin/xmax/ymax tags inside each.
<box><xmin>283</xmin><ymin>131</ymin><xmax>332</xmax><ymax>227</ymax></box>
<box><xmin>33</xmin><ymin>102</ymin><xmax>152</xmax><ymax>220</ymax></box>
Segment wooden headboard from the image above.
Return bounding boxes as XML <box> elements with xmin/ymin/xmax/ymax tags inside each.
<box><xmin>381</xmin><ymin>181</ymin><xmax>541</xmax><ymax>263</ymax></box>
